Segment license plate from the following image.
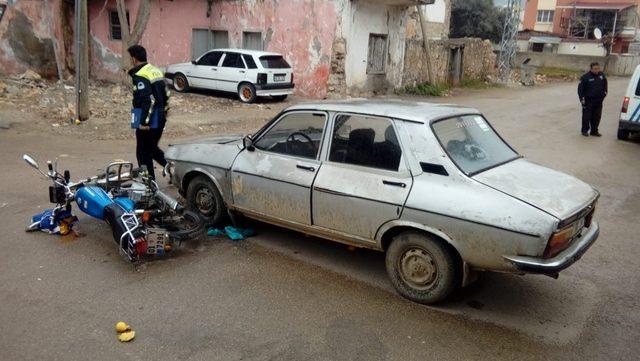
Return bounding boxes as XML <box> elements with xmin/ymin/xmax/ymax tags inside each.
<box><xmin>274</xmin><ymin>74</ymin><xmax>286</xmax><ymax>82</ymax></box>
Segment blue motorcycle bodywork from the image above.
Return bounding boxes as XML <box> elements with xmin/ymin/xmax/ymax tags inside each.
<box><xmin>75</xmin><ymin>186</ymin><xmax>114</xmax><ymax>219</ymax></box>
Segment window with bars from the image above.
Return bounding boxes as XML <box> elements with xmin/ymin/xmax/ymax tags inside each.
<box><xmin>367</xmin><ymin>34</ymin><xmax>387</xmax><ymax>75</ymax></box>
<box><xmin>109</xmin><ymin>10</ymin><xmax>129</xmax><ymax>41</ymax></box>
<box><xmin>537</xmin><ymin>10</ymin><xmax>554</xmax><ymax>23</ymax></box>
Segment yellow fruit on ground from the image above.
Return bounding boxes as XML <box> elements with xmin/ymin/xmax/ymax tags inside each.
<box><xmin>118</xmin><ymin>330</ymin><xmax>135</xmax><ymax>342</ymax></box>
<box><xmin>115</xmin><ymin>321</ymin><xmax>129</xmax><ymax>333</ymax></box>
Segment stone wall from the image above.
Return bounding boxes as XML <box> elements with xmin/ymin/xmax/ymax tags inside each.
<box><xmin>516</xmin><ymin>52</ymin><xmax>640</xmax><ymax>76</ymax></box>
<box><xmin>403</xmin><ymin>37</ymin><xmax>496</xmax><ymax>86</ymax></box>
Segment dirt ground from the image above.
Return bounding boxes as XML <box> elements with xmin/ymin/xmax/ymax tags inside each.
<box><xmin>1</xmin><ymin>79</ymin><xmax>639</xmax><ymax>360</ymax></box>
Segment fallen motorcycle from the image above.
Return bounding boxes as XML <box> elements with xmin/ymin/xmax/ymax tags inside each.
<box><xmin>23</xmin><ymin>154</ymin><xmax>204</xmax><ymax>262</ymax></box>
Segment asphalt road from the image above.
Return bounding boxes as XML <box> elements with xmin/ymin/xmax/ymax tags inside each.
<box><xmin>1</xmin><ymin>79</ymin><xmax>639</xmax><ymax>360</ymax></box>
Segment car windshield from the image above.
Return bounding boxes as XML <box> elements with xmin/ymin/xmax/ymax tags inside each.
<box><xmin>259</xmin><ymin>55</ymin><xmax>290</xmax><ymax>69</ymax></box>
<box><xmin>432</xmin><ymin>115</ymin><xmax>519</xmax><ymax>175</ymax></box>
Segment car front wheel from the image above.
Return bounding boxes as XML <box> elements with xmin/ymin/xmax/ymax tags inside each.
<box><xmin>238</xmin><ymin>83</ymin><xmax>257</xmax><ymax>103</ymax></box>
<box><xmin>186</xmin><ymin>175</ymin><xmax>226</xmax><ymax>226</ymax></box>
<box><xmin>173</xmin><ymin>73</ymin><xmax>189</xmax><ymax>93</ymax></box>
<box><xmin>385</xmin><ymin>232</ymin><xmax>460</xmax><ymax>304</ymax></box>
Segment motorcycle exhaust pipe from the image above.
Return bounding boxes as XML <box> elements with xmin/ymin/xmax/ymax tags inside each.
<box><xmin>155</xmin><ymin>190</ymin><xmax>183</xmax><ymax>212</ymax></box>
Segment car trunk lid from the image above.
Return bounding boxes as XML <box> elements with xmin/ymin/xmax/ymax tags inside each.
<box><xmin>473</xmin><ymin>158</ymin><xmax>598</xmax><ymax>220</ymax></box>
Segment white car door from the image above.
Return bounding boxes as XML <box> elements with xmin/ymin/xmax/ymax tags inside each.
<box><xmin>217</xmin><ymin>52</ymin><xmax>249</xmax><ymax>93</ymax></box>
<box><xmin>231</xmin><ymin>111</ymin><xmax>328</xmax><ymax>225</ymax></box>
<box><xmin>188</xmin><ymin>51</ymin><xmax>223</xmax><ymax>89</ymax></box>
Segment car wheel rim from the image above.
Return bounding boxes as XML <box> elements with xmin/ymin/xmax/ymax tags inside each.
<box><xmin>398</xmin><ymin>247</ymin><xmax>438</xmax><ymax>290</ymax></box>
<box><xmin>241</xmin><ymin>87</ymin><xmax>252</xmax><ymax>101</ymax></box>
<box><xmin>175</xmin><ymin>77</ymin><xmax>185</xmax><ymax>90</ymax></box>
<box><xmin>195</xmin><ymin>188</ymin><xmax>215</xmax><ymax>215</ymax></box>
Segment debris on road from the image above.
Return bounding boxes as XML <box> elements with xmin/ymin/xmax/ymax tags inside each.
<box><xmin>116</xmin><ymin>321</ymin><xmax>135</xmax><ymax>342</ymax></box>
<box><xmin>207</xmin><ymin>226</ymin><xmax>255</xmax><ymax>241</ymax></box>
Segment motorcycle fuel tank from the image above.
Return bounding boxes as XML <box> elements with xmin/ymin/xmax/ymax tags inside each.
<box><xmin>75</xmin><ymin>186</ymin><xmax>114</xmax><ymax>219</ymax></box>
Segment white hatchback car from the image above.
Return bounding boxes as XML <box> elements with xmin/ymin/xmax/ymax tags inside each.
<box><xmin>165</xmin><ymin>49</ymin><xmax>295</xmax><ymax>103</ymax></box>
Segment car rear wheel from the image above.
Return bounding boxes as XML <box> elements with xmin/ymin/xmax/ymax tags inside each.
<box><xmin>186</xmin><ymin>175</ymin><xmax>226</xmax><ymax>226</ymax></box>
<box><xmin>617</xmin><ymin>128</ymin><xmax>630</xmax><ymax>140</ymax></box>
<box><xmin>385</xmin><ymin>232</ymin><xmax>460</xmax><ymax>304</ymax></box>
<box><xmin>173</xmin><ymin>73</ymin><xmax>189</xmax><ymax>93</ymax></box>
<box><xmin>238</xmin><ymin>83</ymin><xmax>257</xmax><ymax>103</ymax></box>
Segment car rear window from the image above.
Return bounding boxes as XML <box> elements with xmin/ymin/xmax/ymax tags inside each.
<box><xmin>432</xmin><ymin>115</ymin><xmax>519</xmax><ymax>175</ymax></box>
<box><xmin>259</xmin><ymin>56</ymin><xmax>290</xmax><ymax>69</ymax></box>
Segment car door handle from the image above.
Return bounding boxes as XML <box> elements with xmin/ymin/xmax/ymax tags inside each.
<box><xmin>296</xmin><ymin>164</ymin><xmax>316</xmax><ymax>172</ymax></box>
<box><xmin>211</xmin><ymin>68</ymin><xmax>217</xmax><ymax>71</ymax></box>
<box><xmin>383</xmin><ymin>180</ymin><xmax>407</xmax><ymax>188</ymax></box>
<box><xmin>239</xmin><ymin>70</ymin><xmax>246</xmax><ymax>73</ymax></box>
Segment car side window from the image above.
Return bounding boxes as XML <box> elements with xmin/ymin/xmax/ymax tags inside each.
<box><xmin>635</xmin><ymin>76</ymin><xmax>640</xmax><ymax>96</ymax></box>
<box><xmin>222</xmin><ymin>53</ymin><xmax>245</xmax><ymax>68</ymax></box>
<box><xmin>254</xmin><ymin>112</ymin><xmax>326</xmax><ymax>159</ymax></box>
<box><xmin>242</xmin><ymin>54</ymin><xmax>258</xmax><ymax>69</ymax></box>
<box><xmin>329</xmin><ymin>114</ymin><xmax>402</xmax><ymax>171</ymax></box>
<box><xmin>197</xmin><ymin>51</ymin><xmax>222</xmax><ymax>66</ymax></box>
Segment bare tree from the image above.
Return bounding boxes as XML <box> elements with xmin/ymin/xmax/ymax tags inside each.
<box><xmin>116</xmin><ymin>0</ymin><xmax>151</xmax><ymax>78</ymax></box>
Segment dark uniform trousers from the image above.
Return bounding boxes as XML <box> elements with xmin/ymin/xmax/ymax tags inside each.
<box><xmin>582</xmin><ymin>99</ymin><xmax>603</xmax><ymax>135</ymax></box>
<box><xmin>136</xmin><ymin>128</ymin><xmax>166</xmax><ymax>179</ymax></box>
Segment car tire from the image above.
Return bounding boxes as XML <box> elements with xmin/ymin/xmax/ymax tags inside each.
<box><xmin>617</xmin><ymin>128</ymin><xmax>630</xmax><ymax>140</ymax></box>
<box><xmin>173</xmin><ymin>73</ymin><xmax>189</xmax><ymax>93</ymax></box>
<box><xmin>272</xmin><ymin>95</ymin><xmax>288</xmax><ymax>102</ymax></box>
<box><xmin>238</xmin><ymin>83</ymin><xmax>257</xmax><ymax>103</ymax></box>
<box><xmin>385</xmin><ymin>232</ymin><xmax>460</xmax><ymax>304</ymax></box>
<box><xmin>186</xmin><ymin>175</ymin><xmax>226</xmax><ymax>227</ymax></box>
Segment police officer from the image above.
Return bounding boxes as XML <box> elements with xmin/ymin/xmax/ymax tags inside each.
<box><xmin>578</xmin><ymin>62</ymin><xmax>608</xmax><ymax>137</ymax></box>
<box><xmin>127</xmin><ymin>45</ymin><xmax>169</xmax><ymax>179</ymax></box>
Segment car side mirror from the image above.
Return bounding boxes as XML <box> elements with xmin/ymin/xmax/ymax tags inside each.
<box><xmin>191</xmin><ymin>60</ymin><xmax>197</xmax><ymax>65</ymax></box>
<box><xmin>243</xmin><ymin>135</ymin><xmax>255</xmax><ymax>152</ymax></box>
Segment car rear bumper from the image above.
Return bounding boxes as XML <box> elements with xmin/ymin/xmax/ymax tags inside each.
<box><xmin>165</xmin><ymin>72</ymin><xmax>175</xmax><ymax>80</ymax></box>
<box><xmin>503</xmin><ymin>222</ymin><xmax>599</xmax><ymax>276</ymax></box>
<box><xmin>255</xmin><ymin>82</ymin><xmax>294</xmax><ymax>96</ymax></box>
<box><xmin>619</xmin><ymin>119</ymin><xmax>640</xmax><ymax>131</ymax></box>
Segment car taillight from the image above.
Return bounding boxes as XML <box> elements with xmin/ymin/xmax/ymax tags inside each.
<box><xmin>257</xmin><ymin>73</ymin><xmax>267</xmax><ymax>85</ymax></box>
<box><xmin>291</xmin><ymin>73</ymin><xmax>294</xmax><ymax>84</ymax></box>
<box><xmin>543</xmin><ymin>227</ymin><xmax>574</xmax><ymax>258</ymax></box>
<box><xmin>622</xmin><ymin>96</ymin><xmax>630</xmax><ymax>113</ymax></box>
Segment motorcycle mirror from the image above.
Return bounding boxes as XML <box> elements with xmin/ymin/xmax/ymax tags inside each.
<box><xmin>23</xmin><ymin>154</ymin><xmax>40</xmax><ymax>170</ymax></box>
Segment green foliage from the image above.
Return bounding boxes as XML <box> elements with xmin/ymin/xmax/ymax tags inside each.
<box><xmin>395</xmin><ymin>82</ymin><xmax>451</xmax><ymax>97</ymax></box>
<box><xmin>536</xmin><ymin>67</ymin><xmax>582</xmax><ymax>80</ymax></box>
<box><xmin>450</xmin><ymin>0</ymin><xmax>506</xmax><ymax>43</ymax></box>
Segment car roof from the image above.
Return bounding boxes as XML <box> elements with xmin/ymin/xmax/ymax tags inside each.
<box><xmin>285</xmin><ymin>99</ymin><xmax>480</xmax><ymax>123</ymax></box>
<box><xmin>209</xmin><ymin>48</ymin><xmax>283</xmax><ymax>57</ymax></box>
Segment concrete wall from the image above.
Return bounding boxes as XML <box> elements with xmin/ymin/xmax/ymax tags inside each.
<box><xmin>88</xmin><ymin>0</ymin><xmax>338</xmax><ymax>98</ymax></box>
<box><xmin>516</xmin><ymin>51</ymin><xmax>605</xmax><ymax>72</ymax></box>
<box><xmin>0</xmin><ymin>0</ymin><xmax>66</xmax><ymax>78</ymax></box>
<box><xmin>403</xmin><ymin>38</ymin><xmax>496</xmax><ymax>86</ymax></box>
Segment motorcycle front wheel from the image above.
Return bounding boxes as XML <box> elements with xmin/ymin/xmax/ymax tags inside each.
<box><xmin>148</xmin><ymin>210</ymin><xmax>205</xmax><ymax>242</ymax></box>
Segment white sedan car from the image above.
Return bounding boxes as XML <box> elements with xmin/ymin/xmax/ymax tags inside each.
<box><xmin>165</xmin><ymin>49</ymin><xmax>294</xmax><ymax>103</ymax></box>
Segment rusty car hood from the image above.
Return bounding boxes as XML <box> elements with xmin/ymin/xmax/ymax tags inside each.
<box><xmin>473</xmin><ymin>158</ymin><xmax>598</xmax><ymax>220</ymax></box>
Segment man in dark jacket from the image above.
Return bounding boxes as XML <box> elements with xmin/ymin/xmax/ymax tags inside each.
<box><xmin>127</xmin><ymin>45</ymin><xmax>169</xmax><ymax>179</ymax></box>
<box><xmin>578</xmin><ymin>62</ymin><xmax>608</xmax><ymax>137</ymax></box>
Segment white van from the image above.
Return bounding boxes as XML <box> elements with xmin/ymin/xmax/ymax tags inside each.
<box><xmin>618</xmin><ymin>64</ymin><xmax>640</xmax><ymax>139</ymax></box>
<box><xmin>165</xmin><ymin>49</ymin><xmax>294</xmax><ymax>103</ymax></box>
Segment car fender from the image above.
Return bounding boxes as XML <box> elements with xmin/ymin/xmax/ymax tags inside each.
<box><xmin>375</xmin><ymin>219</ymin><xmax>461</xmax><ymax>253</ymax></box>
<box><xmin>180</xmin><ymin>166</ymin><xmax>230</xmax><ymax>206</ymax></box>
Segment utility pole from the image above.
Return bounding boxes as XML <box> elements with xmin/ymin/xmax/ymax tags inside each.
<box><xmin>417</xmin><ymin>5</ymin><xmax>435</xmax><ymax>84</ymax></box>
<box><xmin>74</xmin><ymin>0</ymin><xmax>89</xmax><ymax>122</ymax></box>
